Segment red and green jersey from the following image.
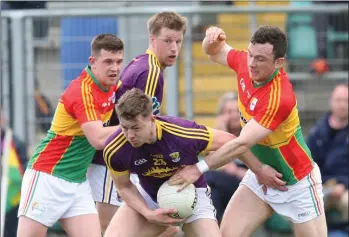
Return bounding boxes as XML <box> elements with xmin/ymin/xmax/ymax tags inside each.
<box><xmin>27</xmin><ymin>66</ymin><xmax>119</xmax><ymax>183</ymax></box>
<box><xmin>227</xmin><ymin>49</ymin><xmax>313</xmax><ymax>185</ymax></box>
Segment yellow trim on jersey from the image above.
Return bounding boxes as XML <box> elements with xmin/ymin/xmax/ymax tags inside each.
<box><xmin>145</xmin><ymin>50</ymin><xmax>161</xmax><ymax>97</ymax></box>
<box><xmin>260</xmin><ymin>78</ymin><xmax>281</xmax><ymax>128</ymax></box>
<box><xmin>82</xmin><ymin>77</ymin><xmax>98</xmax><ymax>121</ymax></box>
<box><xmin>199</xmin><ymin>127</ymin><xmax>214</xmax><ymax>155</ymax></box>
<box><xmin>110</xmin><ymin>170</ymin><xmax>130</xmax><ymax>177</ymax></box>
<box><xmin>103</xmin><ymin>133</ymin><xmax>128</xmax><ymax>172</ymax></box>
<box><xmin>156</xmin><ymin>120</ymin><xmax>163</xmax><ymax>140</ymax></box>
<box><xmin>159</xmin><ymin>121</ymin><xmax>211</xmax><ymax>139</ymax></box>
<box><xmin>158</xmin><ymin>121</ymin><xmax>211</xmax><ymax>142</ymax></box>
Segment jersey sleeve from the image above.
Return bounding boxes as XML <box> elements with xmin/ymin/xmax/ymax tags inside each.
<box><xmin>227</xmin><ymin>49</ymin><xmax>247</xmax><ymax>73</ymax></box>
<box><xmin>254</xmin><ymin>89</ymin><xmax>296</xmax><ymax>131</ymax></box>
<box><xmin>67</xmin><ymin>86</ymin><xmax>101</xmax><ymax>125</ymax></box>
<box><xmin>167</xmin><ymin>118</ymin><xmax>214</xmax><ymax>155</ymax></box>
<box><xmin>103</xmin><ymin>129</ymin><xmax>130</xmax><ymax>176</ymax></box>
<box><xmin>135</xmin><ymin>69</ymin><xmax>164</xmax><ymax>104</ymax></box>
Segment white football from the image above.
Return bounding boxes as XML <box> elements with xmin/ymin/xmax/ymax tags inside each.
<box><xmin>157</xmin><ymin>181</ymin><xmax>197</xmax><ymax>219</ymax></box>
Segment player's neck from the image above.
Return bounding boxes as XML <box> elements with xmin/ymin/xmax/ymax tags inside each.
<box><xmin>90</xmin><ymin>67</ymin><xmax>109</xmax><ymax>90</ymax></box>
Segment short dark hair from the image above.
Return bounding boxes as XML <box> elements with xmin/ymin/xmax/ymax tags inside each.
<box><xmin>250</xmin><ymin>25</ymin><xmax>287</xmax><ymax>59</ymax></box>
<box><xmin>91</xmin><ymin>34</ymin><xmax>124</xmax><ymax>56</ymax></box>
<box><xmin>116</xmin><ymin>88</ymin><xmax>153</xmax><ymax>121</ymax></box>
<box><xmin>147</xmin><ymin>11</ymin><xmax>187</xmax><ymax>36</ymax></box>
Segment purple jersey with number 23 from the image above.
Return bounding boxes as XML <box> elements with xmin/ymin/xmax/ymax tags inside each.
<box><xmin>103</xmin><ymin>116</ymin><xmax>213</xmax><ymax>201</ymax></box>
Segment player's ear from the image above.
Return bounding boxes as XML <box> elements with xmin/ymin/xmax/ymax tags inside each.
<box><xmin>275</xmin><ymin>57</ymin><xmax>284</xmax><ymax>69</ymax></box>
<box><xmin>150</xmin><ymin>34</ymin><xmax>156</xmax><ymax>47</ymax></box>
<box><xmin>89</xmin><ymin>56</ymin><xmax>96</xmax><ymax>68</ymax></box>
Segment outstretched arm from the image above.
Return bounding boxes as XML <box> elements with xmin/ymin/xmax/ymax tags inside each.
<box><xmin>202</xmin><ymin>26</ymin><xmax>232</xmax><ymax>67</ymax></box>
<box><xmin>169</xmin><ymin>123</ymin><xmax>287</xmax><ymax>191</ymax></box>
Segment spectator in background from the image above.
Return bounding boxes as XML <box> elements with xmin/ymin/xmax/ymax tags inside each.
<box><xmin>34</xmin><ymin>79</ymin><xmax>54</xmax><ymax>133</ymax></box>
<box><xmin>307</xmin><ymin>83</ymin><xmax>348</xmax><ymax>237</ymax></box>
<box><xmin>1</xmin><ymin>105</ymin><xmax>27</xmax><ymax>237</ymax></box>
<box><xmin>204</xmin><ymin>92</ymin><xmax>247</xmax><ymax>224</ymax></box>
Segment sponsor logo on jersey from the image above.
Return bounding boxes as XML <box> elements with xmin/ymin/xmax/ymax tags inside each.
<box><xmin>135</xmin><ymin>158</ymin><xmax>147</xmax><ymax>166</ymax></box>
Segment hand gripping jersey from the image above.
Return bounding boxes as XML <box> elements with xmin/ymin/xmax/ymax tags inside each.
<box><xmin>27</xmin><ymin>66</ymin><xmax>118</xmax><ymax>183</ymax></box>
<box><xmin>103</xmin><ymin>116</ymin><xmax>213</xmax><ymax>201</ymax></box>
<box><xmin>227</xmin><ymin>49</ymin><xmax>313</xmax><ymax>185</ymax></box>
<box><xmin>92</xmin><ymin>49</ymin><xmax>164</xmax><ymax>165</ymax></box>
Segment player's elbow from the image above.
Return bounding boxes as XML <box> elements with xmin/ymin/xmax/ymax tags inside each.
<box><xmin>88</xmin><ymin>138</ymin><xmax>105</xmax><ymax>150</ymax></box>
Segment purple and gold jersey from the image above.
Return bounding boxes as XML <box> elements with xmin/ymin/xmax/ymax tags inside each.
<box><xmin>93</xmin><ymin>49</ymin><xmax>164</xmax><ymax>165</ymax></box>
<box><xmin>103</xmin><ymin>116</ymin><xmax>213</xmax><ymax>201</ymax></box>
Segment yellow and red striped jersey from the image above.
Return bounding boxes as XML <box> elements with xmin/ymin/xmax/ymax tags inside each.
<box><xmin>227</xmin><ymin>49</ymin><xmax>313</xmax><ymax>184</ymax></box>
<box><xmin>27</xmin><ymin>66</ymin><xmax>119</xmax><ymax>182</ymax></box>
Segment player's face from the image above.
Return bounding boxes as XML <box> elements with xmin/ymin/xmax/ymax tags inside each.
<box><xmin>89</xmin><ymin>49</ymin><xmax>124</xmax><ymax>87</ymax></box>
<box><xmin>151</xmin><ymin>27</ymin><xmax>183</xmax><ymax>68</ymax></box>
<box><xmin>247</xmin><ymin>43</ymin><xmax>283</xmax><ymax>83</ymax></box>
<box><xmin>331</xmin><ymin>86</ymin><xmax>348</xmax><ymax>120</ymax></box>
<box><xmin>120</xmin><ymin>114</ymin><xmax>154</xmax><ymax>147</ymax></box>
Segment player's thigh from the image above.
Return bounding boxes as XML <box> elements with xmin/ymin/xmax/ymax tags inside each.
<box><xmin>183</xmin><ymin>219</ymin><xmax>221</xmax><ymax>237</ymax></box>
<box><xmin>60</xmin><ymin>214</ymin><xmax>101</xmax><ymax>237</ymax></box>
<box><xmin>293</xmin><ymin>213</ymin><xmax>327</xmax><ymax>237</ymax></box>
<box><xmin>96</xmin><ymin>202</ymin><xmax>119</xmax><ymax>232</ymax></box>
<box><xmin>104</xmin><ymin>204</ymin><xmax>167</xmax><ymax>237</ymax></box>
<box><xmin>17</xmin><ymin>169</ymin><xmax>76</xmax><ymax>230</ymax></box>
<box><xmin>220</xmin><ymin>185</ymin><xmax>273</xmax><ymax>237</ymax></box>
<box><xmin>17</xmin><ymin>216</ymin><xmax>48</xmax><ymax>237</ymax></box>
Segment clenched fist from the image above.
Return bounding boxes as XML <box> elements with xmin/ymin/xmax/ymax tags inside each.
<box><xmin>206</xmin><ymin>26</ymin><xmax>226</xmax><ymax>44</ymax></box>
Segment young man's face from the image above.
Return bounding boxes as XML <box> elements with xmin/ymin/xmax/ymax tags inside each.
<box><xmin>247</xmin><ymin>42</ymin><xmax>283</xmax><ymax>83</ymax></box>
<box><xmin>89</xmin><ymin>49</ymin><xmax>124</xmax><ymax>87</ymax></box>
<box><xmin>119</xmin><ymin>114</ymin><xmax>154</xmax><ymax>147</ymax></box>
<box><xmin>151</xmin><ymin>27</ymin><xmax>183</xmax><ymax>68</ymax></box>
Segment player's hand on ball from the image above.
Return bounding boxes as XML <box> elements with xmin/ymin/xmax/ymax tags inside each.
<box><xmin>206</xmin><ymin>26</ymin><xmax>226</xmax><ymax>44</ymax></box>
<box><xmin>146</xmin><ymin>208</ymin><xmax>184</xmax><ymax>226</ymax></box>
<box><xmin>255</xmin><ymin>165</ymin><xmax>288</xmax><ymax>193</ymax></box>
<box><xmin>168</xmin><ymin>165</ymin><xmax>201</xmax><ymax>192</ymax></box>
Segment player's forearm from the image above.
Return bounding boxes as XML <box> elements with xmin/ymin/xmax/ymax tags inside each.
<box><xmin>94</xmin><ymin>125</ymin><xmax>120</xmax><ymax>149</ymax></box>
<box><xmin>118</xmin><ymin>183</ymin><xmax>153</xmax><ymax>218</ymax></box>
<box><xmin>202</xmin><ymin>37</ymin><xmax>226</xmax><ymax>56</ymax></box>
<box><xmin>237</xmin><ymin>151</ymin><xmax>263</xmax><ymax>175</ymax></box>
<box><xmin>204</xmin><ymin>138</ymin><xmax>249</xmax><ymax>170</ymax></box>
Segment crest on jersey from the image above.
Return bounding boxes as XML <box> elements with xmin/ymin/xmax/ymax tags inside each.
<box><xmin>108</xmin><ymin>92</ymin><xmax>116</xmax><ymax>104</ymax></box>
<box><xmin>250</xmin><ymin>97</ymin><xmax>258</xmax><ymax>111</ymax></box>
<box><xmin>169</xmin><ymin>152</ymin><xmax>180</xmax><ymax>162</ymax></box>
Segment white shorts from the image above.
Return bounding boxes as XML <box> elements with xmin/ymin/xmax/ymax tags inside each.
<box><xmin>18</xmin><ymin>169</ymin><xmax>97</xmax><ymax>227</ymax></box>
<box><xmin>241</xmin><ymin>163</ymin><xmax>324</xmax><ymax>223</ymax></box>
<box><xmin>87</xmin><ymin>164</ymin><xmax>139</xmax><ymax>206</ymax></box>
<box><xmin>135</xmin><ymin>183</ymin><xmax>217</xmax><ymax>224</ymax></box>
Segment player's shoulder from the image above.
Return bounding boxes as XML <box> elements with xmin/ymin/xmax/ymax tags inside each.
<box><xmin>156</xmin><ymin>116</ymin><xmax>208</xmax><ymax>132</ymax></box>
<box><xmin>122</xmin><ymin>53</ymin><xmax>162</xmax><ymax>78</ymax></box>
<box><xmin>61</xmin><ymin>71</ymin><xmax>90</xmax><ymax>100</ymax></box>
<box><xmin>268</xmin><ymin>69</ymin><xmax>296</xmax><ymax>109</ymax></box>
<box><xmin>104</xmin><ymin>128</ymin><xmax>130</xmax><ymax>155</ymax></box>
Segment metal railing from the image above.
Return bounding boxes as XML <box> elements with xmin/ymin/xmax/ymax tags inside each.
<box><xmin>1</xmin><ymin>4</ymin><xmax>348</xmax><ymax>146</ymax></box>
